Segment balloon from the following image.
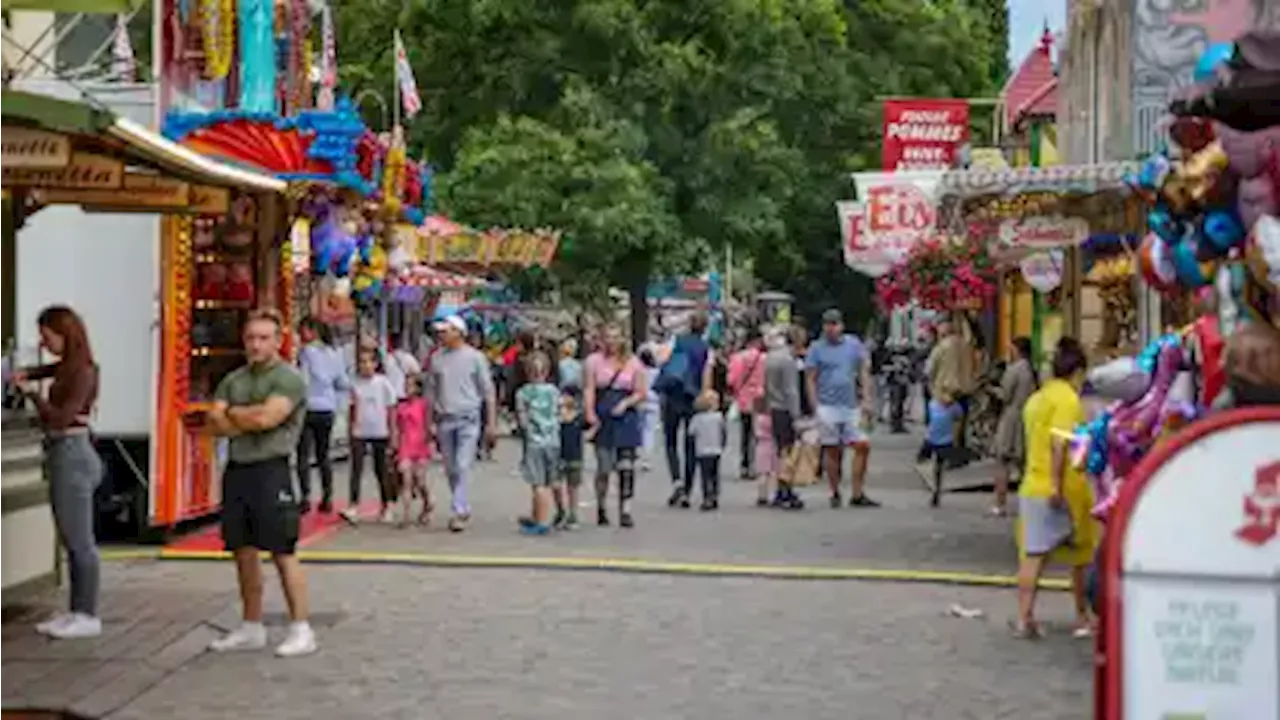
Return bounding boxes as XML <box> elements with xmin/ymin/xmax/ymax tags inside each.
<box><xmin>1171</xmin><ymin>237</ymin><xmax>1212</xmax><ymax>287</ymax></box>
<box><xmin>1139</xmin><ymin>233</ymin><xmax>1178</xmax><ymax>291</ymax></box>
<box><xmin>1200</xmin><ymin>208</ymin><xmax>1246</xmax><ymax>253</ymax></box>
<box><xmin>1191</xmin><ymin>311</ymin><xmax>1227</xmax><ymax>406</ymax></box>
<box><xmin>1130</xmin><ymin>154</ymin><xmax>1173</xmax><ymax>202</ymax></box>
<box><xmin>1169</xmin><ymin>116</ymin><xmax>1216</xmax><ymax>154</ymax></box>
<box><xmin>1194</xmin><ymin>42</ymin><xmax>1235</xmax><ymax>84</ymax></box>
<box><xmin>1086</xmin><ymin>357</ymin><xmax>1150</xmax><ymax>402</ymax></box>
<box><xmin>1216</xmin><ymin>124</ymin><xmax>1280</xmax><ymax>179</ymax></box>
<box><xmin>1148</xmin><ymin>207</ymin><xmax>1183</xmax><ymax>243</ymax></box>
<box><xmin>1245</xmin><ymin>214</ymin><xmax>1280</xmax><ymax>291</ymax></box>
<box><xmin>310</xmin><ymin>215</ymin><xmax>358</xmax><ymax>276</ymax></box>
<box><xmin>1238</xmin><ymin>175</ymin><xmax>1278</xmax><ymax>231</ymax></box>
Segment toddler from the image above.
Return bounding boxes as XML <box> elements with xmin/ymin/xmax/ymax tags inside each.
<box><xmin>558</xmin><ymin>389</ymin><xmax>585</xmax><ymax>530</ymax></box>
<box><xmin>515</xmin><ymin>353</ymin><xmax>563</xmax><ymax>535</ymax></box>
<box><xmin>685</xmin><ymin>389</ymin><xmax>725</xmax><ymax>511</ymax></box>
<box><xmin>920</xmin><ymin>390</ymin><xmax>963</xmax><ymax>507</ymax></box>
<box><xmin>393</xmin><ymin>374</ymin><xmax>433</xmax><ymax>526</ymax></box>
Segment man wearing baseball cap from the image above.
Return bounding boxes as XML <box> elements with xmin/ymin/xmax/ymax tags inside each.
<box><xmin>428</xmin><ymin>315</ymin><xmax>497</xmax><ymax>531</ymax></box>
<box><xmin>805</xmin><ymin>308</ymin><xmax>880</xmax><ymax>508</ymax></box>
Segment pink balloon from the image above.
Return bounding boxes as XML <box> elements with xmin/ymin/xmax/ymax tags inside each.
<box><xmin>1217</xmin><ymin>124</ymin><xmax>1280</xmax><ymax>179</ymax></box>
<box><xmin>1239</xmin><ymin>175</ymin><xmax>1278</xmax><ymax>230</ymax></box>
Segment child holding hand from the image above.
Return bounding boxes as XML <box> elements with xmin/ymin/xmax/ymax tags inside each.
<box><xmin>393</xmin><ymin>374</ymin><xmax>433</xmax><ymax>526</ymax></box>
<box><xmin>557</xmin><ymin>388</ymin><xmax>586</xmax><ymax>530</ymax></box>
<box><xmin>686</xmin><ymin>389</ymin><xmax>725</xmax><ymax>511</ymax></box>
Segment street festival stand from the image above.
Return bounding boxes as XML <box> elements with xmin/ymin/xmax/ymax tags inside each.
<box><xmin>1084</xmin><ymin>33</ymin><xmax>1280</xmax><ymax>718</ymax></box>
<box><xmin>1</xmin><ymin>89</ymin><xmax>285</xmax><ymax>587</ymax></box>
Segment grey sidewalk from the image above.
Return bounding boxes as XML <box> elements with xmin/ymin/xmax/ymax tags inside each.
<box><xmin>4</xmin><ymin>561</ymin><xmax>1093</xmax><ymax>720</ymax></box>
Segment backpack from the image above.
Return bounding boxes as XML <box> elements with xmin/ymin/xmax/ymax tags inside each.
<box><xmin>655</xmin><ymin>336</ymin><xmax>704</xmax><ymax>398</ymax></box>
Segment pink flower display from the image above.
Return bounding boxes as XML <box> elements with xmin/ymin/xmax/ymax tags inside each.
<box><xmin>875</xmin><ymin>236</ymin><xmax>997</xmax><ymax>311</ymax></box>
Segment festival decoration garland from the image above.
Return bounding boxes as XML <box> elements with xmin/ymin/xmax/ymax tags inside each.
<box><xmin>200</xmin><ymin>0</ymin><xmax>234</xmax><ymax>79</ymax></box>
<box><xmin>874</xmin><ymin>237</ymin><xmax>998</xmax><ymax>311</ymax></box>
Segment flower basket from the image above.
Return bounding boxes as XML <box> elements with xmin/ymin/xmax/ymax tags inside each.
<box><xmin>875</xmin><ymin>236</ymin><xmax>998</xmax><ymax>311</ymax></box>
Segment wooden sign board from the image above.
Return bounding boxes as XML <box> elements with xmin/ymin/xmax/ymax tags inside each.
<box><xmin>490</xmin><ymin>231</ymin><xmax>538</xmax><ymax>267</ymax></box>
<box><xmin>32</xmin><ymin>173</ymin><xmax>190</xmax><ymax>211</ymax></box>
<box><xmin>1</xmin><ymin>126</ymin><xmax>72</xmax><ymax>169</ymax></box>
<box><xmin>430</xmin><ymin>231</ymin><xmax>488</xmax><ymax>265</ymax></box>
<box><xmin>190</xmin><ymin>185</ymin><xmax>230</xmax><ymax>215</ymax></box>
<box><xmin>533</xmin><ymin>232</ymin><xmax>560</xmax><ymax>268</ymax></box>
<box><xmin>2</xmin><ymin>151</ymin><xmax>123</xmax><ymax>189</ymax></box>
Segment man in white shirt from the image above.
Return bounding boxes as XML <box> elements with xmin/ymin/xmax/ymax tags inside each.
<box><xmin>384</xmin><ymin>332</ymin><xmax>422</xmax><ymax>401</ymax></box>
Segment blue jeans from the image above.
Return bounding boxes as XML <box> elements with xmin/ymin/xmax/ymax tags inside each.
<box><xmin>438</xmin><ymin>413</ymin><xmax>481</xmax><ymax>516</ymax></box>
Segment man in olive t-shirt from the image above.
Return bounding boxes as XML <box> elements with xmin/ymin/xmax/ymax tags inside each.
<box><xmin>205</xmin><ymin>309</ymin><xmax>316</xmax><ymax>658</ymax></box>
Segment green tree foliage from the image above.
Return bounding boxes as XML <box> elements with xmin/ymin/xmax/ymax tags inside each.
<box><xmin>331</xmin><ymin>0</ymin><xmax>1005</xmax><ymax>328</ymax></box>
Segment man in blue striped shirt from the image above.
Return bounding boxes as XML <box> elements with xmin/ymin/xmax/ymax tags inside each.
<box><xmin>295</xmin><ymin>318</ymin><xmax>349</xmax><ymax>513</ymax></box>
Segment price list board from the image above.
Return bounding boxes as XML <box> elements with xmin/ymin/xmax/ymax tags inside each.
<box><xmin>1100</xmin><ymin>409</ymin><xmax>1280</xmax><ymax>720</ymax></box>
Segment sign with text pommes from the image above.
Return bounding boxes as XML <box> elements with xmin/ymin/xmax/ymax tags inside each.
<box><xmin>881</xmin><ymin>99</ymin><xmax>970</xmax><ymax>171</ymax></box>
<box><xmin>1100</xmin><ymin>409</ymin><xmax>1280</xmax><ymax>720</ymax></box>
<box><xmin>1</xmin><ymin>126</ymin><xmax>72</xmax><ymax>169</ymax></box>
<box><xmin>2</xmin><ymin>151</ymin><xmax>124</xmax><ymax>189</ymax></box>
<box><xmin>31</xmin><ymin>173</ymin><xmax>190</xmax><ymax>211</ymax></box>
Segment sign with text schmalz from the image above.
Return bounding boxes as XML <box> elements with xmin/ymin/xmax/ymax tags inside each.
<box><xmin>1</xmin><ymin>126</ymin><xmax>72</xmax><ymax>169</ymax></box>
<box><xmin>1098</xmin><ymin>408</ymin><xmax>1280</xmax><ymax>720</ymax></box>
<box><xmin>2</xmin><ymin>152</ymin><xmax>124</xmax><ymax>189</ymax></box>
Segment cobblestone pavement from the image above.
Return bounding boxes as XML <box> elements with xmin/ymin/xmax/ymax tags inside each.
<box><xmin>311</xmin><ymin>425</ymin><xmax>1024</xmax><ymax>577</ymax></box>
<box><xmin>4</xmin><ymin>561</ymin><xmax>1093</xmax><ymax>720</ymax></box>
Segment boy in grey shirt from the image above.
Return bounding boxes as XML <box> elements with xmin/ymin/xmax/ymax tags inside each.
<box><xmin>683</xmin><ymin>389</ymin><xmax>724</xmax><ymax>511</ymax></box>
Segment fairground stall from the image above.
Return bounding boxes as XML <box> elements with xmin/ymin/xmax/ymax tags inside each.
<box><xmin>2</xmin><ymin>89</ymin><xmax>286</xmax><ymax>590</ymax></box>
<box><xmin>930</xmin><ymin>163</ymin><xmax>1144</xmax><ymax>365</ymax></box>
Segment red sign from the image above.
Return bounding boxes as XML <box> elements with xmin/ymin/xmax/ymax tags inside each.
<box><xmin>881</xmin><ymin>99</ymin><xmax>970</xmax><ymax>171</ymax></box>
<box><xmin>839</xmin><ymin>181</ymin><xmax>940</xmax><ymax>278</ymax></box>
<box><xmin>1236</xmin><ymin>460</ymin><xmax>1280</xmax><ymax>546</ymax></box>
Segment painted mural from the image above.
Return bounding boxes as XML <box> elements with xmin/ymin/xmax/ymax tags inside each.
<box><xmin>1132</xmin><ymin>0</ymin><xmax>1280</xmax><ymax>155</ymax></box>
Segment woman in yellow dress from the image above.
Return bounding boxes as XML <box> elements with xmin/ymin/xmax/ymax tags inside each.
<box><xmin>1014</xmin><ymin>337</ymin><xmax>1099</xmax><ymax>639</ymax></box>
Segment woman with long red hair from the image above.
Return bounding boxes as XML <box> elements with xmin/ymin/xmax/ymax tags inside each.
<box><xmin>13</xmin><ymin>305</ymin><xmax>104</xmax><ymax>639</ymax></box>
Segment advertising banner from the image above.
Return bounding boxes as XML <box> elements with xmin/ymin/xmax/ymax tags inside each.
<box><xmin>842</xmin><ymin>170</ymin><xmax>944</xmax><ymax>277</ymax></box>
<box><xmin>881</xmin><ymin>99</ymin><xmax>970</xmax><ymax>171</ymax></box>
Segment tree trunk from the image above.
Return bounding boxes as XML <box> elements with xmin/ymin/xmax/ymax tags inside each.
<box><xmin>628</xmin><ymin>273</ymin><xmax>649</xmax><ymax>352</ymax></box>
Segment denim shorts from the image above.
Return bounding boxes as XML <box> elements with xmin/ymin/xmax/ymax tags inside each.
<box><xmin>521</xmin><ymin>444</ymin><xmax>560</xmax><ymax>487</ymax></box>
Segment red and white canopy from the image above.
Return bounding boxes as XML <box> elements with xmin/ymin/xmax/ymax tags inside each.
<box><xmin>402</xmin><ymin>264</ymin><xmax>486</xmax><ymax>290</ymax></box>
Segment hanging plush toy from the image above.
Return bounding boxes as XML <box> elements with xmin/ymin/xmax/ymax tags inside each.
<box><xmin>309</xmin><ymin>214</ymin><xmax>358</xmax><ymax>276</ymax></box>
<box><xmin>225</xmin><ymin>261</ymin><xmax>255</xmax><ymax>302</ymax></box>
<box><xmin>196</xmin><ymin>263</ymin><xmax>228</xmax><ymax>300</ymax></box>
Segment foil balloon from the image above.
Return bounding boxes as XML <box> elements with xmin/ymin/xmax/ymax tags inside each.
<box><xmin>1182</xmin><ymin>140</ymin><xmax>1231</xmax><ymax>206</ymax></box>
<box><xmin>1171</xmin><ymin>236</ymin><xmax>1212</xmax><ymax>287</ymax></box>
<box><xmin>1237</xmin><ymin>175</ymin><xmax>1277</xmax><ymax>231</ymax></box>
<box><xmin>1191</xmin><ymin>307</ymin><xmax>1227</xmax><ymax>406</ymax></box>
<box><xmin>310</xmin><ymin>216</ymin><xmax>358</xmax><ymax>276</ymax></box>
<box><xmin>1086</xmin><ymin>357</ymin><xmax>1150</xmax><ymax>402</ymax></box>
<box><xmin>1216</xmin><ymin>124</ymin><xmax>1280</xmax><ymax>180</ymax></box>
<box><xmin>1245</xmin><ymin>214</ymin><xmax>1280</xmax><ymax>291</ymax></box>
<box><xmin>1193</xmin><ymin>42</ymin><xmax>1235</xmax><ymax>83</ymax></box>
<box><xmin>1139</xmin><ymin>233</ymin><xmax>1178</xmax><ymax>291</ymax></box>
<box><xmin>1169</xmin><ymin>116</ymin><xmax>1215</xmax><ymax>154</ymax></box>
<box><xmin>1130</xmin><ymin>153</ymin><xmax>1173</xmax><ymax>202</ymax></box>
<box><xmin>1200</xmin><ymin>208</ymin><xmax>1246</xmax><ymax>254</ymax></box>
<box><xmin>1148</xmin><ymin>207</ymin><xmax>1183</xmax><ymax>243</ymax></box>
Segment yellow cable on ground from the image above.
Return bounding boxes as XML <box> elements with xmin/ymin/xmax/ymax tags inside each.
<box><xmin>99</xmin><ymin>548</ymin><xmax>1069</xmax><ymax>591</ymax></box>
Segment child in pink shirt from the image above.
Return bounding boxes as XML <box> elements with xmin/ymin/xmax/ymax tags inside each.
<box><xmin>393</xmin><ymin>375</ymin><xmax>433</xmax><ymax>526</ymax></box>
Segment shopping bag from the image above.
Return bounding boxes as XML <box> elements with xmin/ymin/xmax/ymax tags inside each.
<box><xmin>780</xmin><ymin>422</ymin><xmax>822</xmax><ymax>486</ymax></box>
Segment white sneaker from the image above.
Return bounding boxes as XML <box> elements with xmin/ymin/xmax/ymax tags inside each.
<box><xmin>340</xmin><ymin>507</ymin><xmax>361</xmax><ymax>525</ymax></box>
<box><xmin>46</xmin><ymin>613</ymin><xmax>101</xmax><ymax>639</ymax></box>
<box><xmin>274</xmin><ymin>622</ymin><xmax>317</xmax><ymax>658</ymax></box>
<box><xmin>35</xmin><ymin>612</ymin><xmax>74</xmax><ymax>635</ymax></box>
<box><xmin>378</xmin><ymin>507</ymin><xmax>395</xmax><ymax>524</ymax></box>
<box><xmin>209</xmin><ymin>622</ymin><xmax>267</xmax><ymax>652</ymax></box>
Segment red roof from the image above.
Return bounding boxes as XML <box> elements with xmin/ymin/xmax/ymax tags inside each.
<box><xmin>1002</xmin><ymin>28</ymin><xmax>1057</xmax><ymax>128</ymax></box>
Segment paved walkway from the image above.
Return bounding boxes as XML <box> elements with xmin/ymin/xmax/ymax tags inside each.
<box><xmin>5</xmin><ymin>562</ymin><xmax>1093</xmax><ymax>720</ymax></box>
<box><xmin>3</xmin><ymin>425</ymin><xmax>1096</xmax><ymax>719</ymax></box>
<box><xmin>305</xmin><ymin>426</ymin><xmax>1020</xmax><ymax>578</ymax></box>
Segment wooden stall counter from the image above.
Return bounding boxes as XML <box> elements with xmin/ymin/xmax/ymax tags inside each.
<box><xmin>0</xmin><ymin>412</ymin><xmax>58</xmax><ymax>608</ymax></box>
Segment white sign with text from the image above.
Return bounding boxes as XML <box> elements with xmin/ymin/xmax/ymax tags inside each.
<box><xmin>1118</xmin><ymin>417</ymin><xmax>1280</xmax><ymax>720</ymax></box>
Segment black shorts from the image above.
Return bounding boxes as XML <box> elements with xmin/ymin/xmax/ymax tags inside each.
<box><xmin>222</xmin><ymin>457</ymin><xmax>300</xmax><ymax>555</ymax></box>
<box><xmin>770</xmin><ymin>409</ymin><xmax>796</xmax><ymax>449</ymax></box>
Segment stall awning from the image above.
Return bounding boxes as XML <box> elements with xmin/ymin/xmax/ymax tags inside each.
<box><xmin>1</xmin><ymin>0</ymin><xmax>144</xmax><ymax>11</ymax></box>
<box><xmin>2</xmin><ymin>90</ymin><xmax>285</xmax><ymax>194</ymax></box>
<box><xmin>938</xmin><ymin>162</ymin><xmax>1140</xmax><ymax>199</ymax></box>
<box><xmin>403</xmin><ymin>265</ymin><xmax>488</xmax><ymax>290</ymax></box>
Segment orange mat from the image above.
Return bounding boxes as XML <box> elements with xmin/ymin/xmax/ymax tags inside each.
<box><xmin>163</xmin><ymin>503</ymin><xmax>379</xmax><ymax>552</ymax></box>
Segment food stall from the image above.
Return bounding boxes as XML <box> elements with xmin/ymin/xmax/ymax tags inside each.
<box><xmin>2</xmin><ymin>89</ymin><xmax>287</xmax><ymax>593</ymax></box>
<box><xmin>932</xmin><ymin>163</ymin><xmax>1145</xmax><ymax>363</ymax></box>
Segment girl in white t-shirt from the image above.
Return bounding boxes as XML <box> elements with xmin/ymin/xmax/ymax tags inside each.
<box><xmin>342</xmin><ymin>351</ymin><xmax>398</xmax><ymax>524</ymax></box>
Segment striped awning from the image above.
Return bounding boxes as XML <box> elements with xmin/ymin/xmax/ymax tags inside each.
<box><xmin>939</xmin><ymin>162</ymin><xmax>1140</xmax><ymax>199</ymax></box>
<box><xmin>403</xmin><ymin>265</ymin><xmax>487</xmax><ymax>290</ymax></box>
